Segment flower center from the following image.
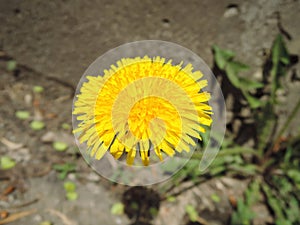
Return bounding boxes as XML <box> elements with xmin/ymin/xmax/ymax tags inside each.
<box><xmin>128</xmin><ymin>96</ymin><xmax>181</xmax><ymax>142</ymax></box>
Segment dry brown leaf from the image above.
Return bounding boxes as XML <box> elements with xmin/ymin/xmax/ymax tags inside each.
<box><xmin>45</xmin><ymin>113</ymin><xmax>57</xmax><ymax>119</ymax></box>
<box><xmin>228</xmin><ymin>194</ymin><xmax>237</xmax><ymax>208</ymax></box>
<box><xmin>0</xmin><ymin>211</ymin><xmax>9</xmax><ymax>220</ymax></box>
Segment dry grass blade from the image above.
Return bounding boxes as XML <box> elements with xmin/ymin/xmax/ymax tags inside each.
<box><xmin>0</xmin><ymin>209</ymin><xmax>36</xmax><ymax>224</ymax></box>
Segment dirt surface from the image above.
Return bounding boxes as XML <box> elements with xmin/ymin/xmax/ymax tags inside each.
<box><xmin>0</xmin><ymin>0</ymin><xmax>300</xmax><ymax>225</ymax></box>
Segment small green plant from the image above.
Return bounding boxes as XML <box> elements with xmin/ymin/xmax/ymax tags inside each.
<box><xmin>231</xmin><ymin>180</ymin><xmax>260</xmax><ymax>225</ymax></box>
<box><xmin>6</xmin><ymin>60</ymin><xmax>17</xmax><ymax>72</ymax></box>
<box><xmin>0</xmin><ymin>156</ymin><xmax>16</xmax><ymax>170</ymax></box>
<box><xmin>213</xmin><ymin>34</ymin><xmax>300</xmax><ymax>224</ymax></box>
<box><xmin>231</xmin><ymin>198</ymin><xmax>255</xmax><ymax>225</ymax></box>
<box><xmin>15</xmin><ymin>110</ymin><xmax>30</xmax><ymax>120</ymax></box>
<box><xmin>270</xmin><ymin>35</ymin><xmax>290</xmax><ymax>103</ymax></box>
<box><xmin>185</xmin><ymin>205</ymin><xmax>199</xmax><ymax>222</ymax></box>
<box><xmin>210</xmin><ymin>193</ymin><xmax>221</xmax><ymax>203</ymax></box>
<box><xmin>213</xmin><ymin>45</ymin><xmax>263</xmax><ymax>108</ymax></box>
<box><xmin>110</xmin><ymin>202</ymin><xmax>124</xmax><ymax>215</ymax></box>
<box><xmin>166</xmin><ymin>196</ymin><xmax>176</xmax><ymax>202</ymax></box>
<box><xmin>160</xmin><ymin>34</ymin><xmax>299</xmax><ymax>225</ymax></box>
<box><xmin>39</xmin><ymin>221</ymin><xmax>52</xmax><ymax>225</ymax></box>
<box><xmin>53</xmin><ymin>163</ymin><xmax>76</xmax><ymax>179</ymax></box>
<box><xmin>61</xmin><ymin>123</ymin><xmax>71</xmax><ymax>130</ymax></box>
<box><xmin>30</xmin><ymin>120</ymin><xmax>45</xmax><ymax>131</ymax></box>
<box><xmin>33</xmin><ymin>85</ymin><xmax>44</xmax><ymax>93</ymax></box>
<box><xmin>53</xmin><ymin>141</ymin><xmax>68</xmax><ymax>152</ymax></box>
<box><xmin>64</xmin><ymin>181</ymin><xmax>78</xmax><ymax>201</ymax></box>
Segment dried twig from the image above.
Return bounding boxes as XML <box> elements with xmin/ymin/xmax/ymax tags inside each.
<box><xmin>6</xmin><ymin>198</ymin><xmax>39</xmax><ymax>209</ymax></box>
<box><xmin>0</xmin><ymin>209</ymin><xmax>36</xmax><ymax>225</ymax></box>
<box><xmin>0</xmin><ymin>138</ymin><xmax>23</xmax><ymax>150</ymax></box>
<box><xmin>47</xmin><ymin>208</ymin><xmax>76</xmax><ymax>225</ymax></box>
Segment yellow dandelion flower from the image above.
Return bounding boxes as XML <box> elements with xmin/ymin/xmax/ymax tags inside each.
<box><xmin>73</xmin><ymin>56</ymin><xmax>212</xmax><ymax>166</ymax></box>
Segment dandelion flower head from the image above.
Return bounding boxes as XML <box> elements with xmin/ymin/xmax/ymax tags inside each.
<box><xmin>73</xmin><ymin>56</ymin><xmax>212</xmax><ymax>166</ymax></box>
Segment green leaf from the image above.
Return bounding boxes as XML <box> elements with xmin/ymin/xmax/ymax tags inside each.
<box><xmin>211</xmin><ymin>194</ymin><xmax>221</xmax><ymax>203</ymax></box>
<box><xmin>53</xmin><ymin>141</ymin><xmax>68</xmax><ymax>152</ymax></box>
<box><xmin>130</xmin><ymin>202</ymin><xmax>139</xmax><ymax>210</ymax></box>
<box><xmin>275</xmin><ymin>219</ymin><xmax>292</xmax><ymax>225</ymax></box>
<box><xmin>256</xmin><ymin>101</ymin><xmax>276</xmax><ymax>151</ymax></box>
<box><xmin>166</xmin><ymin>196</ymin><xmax>176</xmax><ymax>202</ymax></box>
<box><xmin>53</xmin><ymin>163</ymin><xmax>76</xmax><ymax>179</ymax></box>
<box><xmin>39</xmin><ymin>221</ymin><xmax>52</xmax><ymax>225</ymax></box>
<box><xmin>225</xmin><ymin>61</ymin><xmax>249</xmax><ymax>88</ymax></box>
<box><xmin>53</xmin><ymin>163</ymin><xmax>76</xmax><ymax>171</ymax></box>
<box><xmin>210</xmin><ymin>165</ymin><xmax>226</xmax><ymax>176</ymax></box>
<box><xmin>262</xmin><ymin>184</ymin><xmax>285</xmax><ymax>220</ymax></box>
<box><xmin>58</xmin><ymin>171</ymin><xmax>68</xmax><ymax>180</ymax></box>
<box><xmin>61</xmin><ymin>123</ymin><xmax>71</xmax><ymax>130</ymax></box>
<box><xmin>0</xmin><ymin>156</ymin><xmax>16</xmax><ymax>170</ymax></box>
<box><xmin>111</xmin><ymin>202</ymin><xmax>124</xmax><ymax>215</ymax></box>
<box><xmin>239</xmin><ymin>77</ymin><xmax>264</xmax><ymax>90</ymax></box>
<box><xmin>185</xmin><ymin>205</ymin><xmax>199</xmax><ymax>222</ymax></box>
<box><xmin>7</xmin><ymin>60</ymin><xmax>17</xmax><ymax>71</ymax></box>
<box><xmin>286</xmin><ymin>196</ymin><xmax>300</xmax><ymax>223</ymax></box>
<box><xmin>229</xmin><ymin>164</ymin><xmax>257</xmax><ymax>175</ymax></box>
<box><xmin>33</xmin><ymin>85</ymin><xmax>44</xmax><ymax>93</ymax></box>
<box><xmin>283</xmin><ymin>146</ymin><xmax>293</xmax><ymax>165</ymax></box>
<box><xmin>160</xmin><ymin>158</ymin><xmax>182</xmax><ymax>173</ymax></box>
<box><xmin>231</xmin><ymin>199</ymin><xmax>255</xmax><ymax>225</ymax></box>
<box><xmin>149</xmin><ymin>207</ymin><xmax>158</xmax><ymax>217</ymax></box>
<box><xmin>223</xmin><ymin>155</ymin><xmax>242</xmax><ymax>164</ymax></box>
<box><xmin>212</xmin><ymin>45</ymin><xmax>235</xmax><ymax>70</ymax></box>
<box><xmin>287</xmin><ymin>169</ymin><xmax>300</xmax><ymax>184</ymax></box>
<box><xmin>245</xmin><ymin>180</ymin><xmax>260</xmax><ymax>206</ymax></box>
<box><xmin>221</xmin><ymin>136</ymin><xmax>234</xmax><ymax>148</ymax></box>
<box><xmin>211</xmin><ymin>157</ymin><xmax>226</xmax><ymax>167</ymax></box>
<box><xmin>66</xmin><ymin>192</ymin><xmax>78</xmax><ymax>201</ymax></box>
<box><xmin>270</xmin><ymin>34</ymin><xmax>290</xmax><ymax>102</ymax></box>
<box><xmin>276</xmin><ymin>176</ymin><xmax>292</xmax><ymax>194</ymax></box>
<box><xmin>242</xmin><ymin>91</ymin><xmax>262</xmax><ymax>109</ymax></box>
<box><xmin>272</xmin><ymin>34</ymin><xmax>290</xmax><ymax>66</ymax></box>
<box><xmin>30</xmin><ymin>120</ymin><xmax>45</xmax><ymax>130</ymax></box>
<box><xmin>199</xmin><ymin>126</ymin><xmax>210</xmax><ymax>148</ymax></box>
<box><xmin>52</xmin><ymin>164</ymin><xmax>65</xmax><ymax>171</ymax></box>
<box><xmin>15</xmin><ymin>110</ymin><xmax>30</xmax><ymax>120</ymax></box>
<box><xmin>64</xmin><ymin>181</ymin><xmax>76</xmax><ymax>192</ymax></box>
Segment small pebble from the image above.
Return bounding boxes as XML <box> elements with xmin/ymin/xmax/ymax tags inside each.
<box><xmin>41</xmin><ymin>131</ymin><xmax>56</xmax><ymax>143</ymax></box>
<box><xmin>67</xmin><ymin>173</ymin><xmax>76</xmax><ymax>181</ymax></box>
<box><xmin>233</xmin><ymin>119</ymin><xmax>242</xmax><ymax>134</ymax></box>
<box><xmin>224</xmin><ymin>5</ymin><xmax>239</xmax><ymax>18</ymax></box>
<box><xmin>86</xmin><ymin>172</ymin><xmax>101</xmax><ymax>182</ymax></box>
<box><xmin>240</xmin><ymin>107</ymin><xmax>251</xmax><ymax>118</ymax></box>
<box><xmin>226</xmin><ymin>111</ymin><xmax>234</xmax><ymax>124</ymax></box>
<box><xmin>253</xmin><ymin>69</ymin><xmax>263</xmax><ymax>80</ymax></box>
<box><xmin>24</xmin><ymin>94</ymin><xmax>32</xmax><ymax>106</ymax></box>
<box><xmin>33</xmin><ymin>214</ymin><xmax>42</xmax><ymax>222</ymax></box>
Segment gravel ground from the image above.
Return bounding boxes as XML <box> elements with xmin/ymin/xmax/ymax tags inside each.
<box><xmin>0</xmin><ymin>0</ymin><xmax>299</xmax><ymax>224</ymax></box>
